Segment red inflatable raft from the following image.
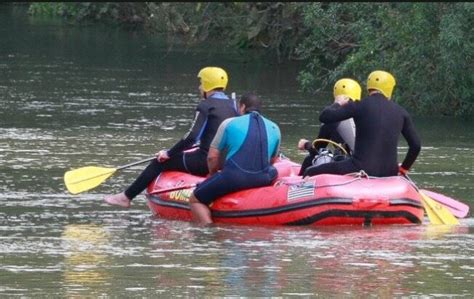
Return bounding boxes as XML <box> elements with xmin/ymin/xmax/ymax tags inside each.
<box><xmin>146</xmin><ymin>158</ymin><xmax>424</xmax><ymax>226</ymax></box>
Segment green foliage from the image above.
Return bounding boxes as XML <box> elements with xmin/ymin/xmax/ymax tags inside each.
<box><xmin>297</xmin><ymin>3</ymin><xmax>473</xmax><ymax>116</ymax></box>
<box><xmin>28</xmin><ymin>2</ymin><xmax>308</xmax><ymax>61</ymax></box>
<box><xmin>27</xmin><ymin>2</ymin><xmax>473</xmax><ymax>115</ymax></box>
<box><xmin>28</xmin><ymin>2</ymin><xmax>69</xmax><ymax>17</ymax></box>
<box><xmin>28</xmin><ymin>2</ymin><xmax>148</xmax><ymax>26</ymax></box>
<box><xmin>145</xmin><ymin>2</ymin><xmax>308</xmax><ymax>62</ymax></box>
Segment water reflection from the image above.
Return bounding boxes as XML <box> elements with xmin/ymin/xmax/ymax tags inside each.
<box><xmin>1</xmin><ymin>4</ymin><xmax>473</xmax><ymax>297</ymax></box>
<box><xmin>148</xmin><ymin>222</ymin><xmax>472</xmax><ymax>297</ymax></box>
<box><xmin>61</xmin><ymin>224</ymin><xmax>111</xmax><ymax>296</ymax></box>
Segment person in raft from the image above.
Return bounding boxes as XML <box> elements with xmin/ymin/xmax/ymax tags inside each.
<box><xmin>304</xmin><ymin>70</ymin><xmax>421</xmax><ymax>178</ymax></box>
<box><xmin>189</xmin><ymin>94</ymin><xmax>281</xmax><ymax>224</ymax></box>
<box><xmin>297</xmin><ymin>78</ymin><xmax>361</xmax><ymax>175</ymax></box>
<box><xmin>105</xmin><ymin>67</ymin><xmax>239</xmax><ymax>208</ymax></box>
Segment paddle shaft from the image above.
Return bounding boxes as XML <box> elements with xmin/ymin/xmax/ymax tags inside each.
<box><xmin>117</xmin><ymin>157</ymin><xmax>155</xmax><ymax>170</ymax></box>
<box><xmin>116</xmin><ymin>144</ymin><xmax>204</xmax><ymax>170</ymax></box>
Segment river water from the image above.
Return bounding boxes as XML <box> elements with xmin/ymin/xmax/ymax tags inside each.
<box><xmin>1</xmin><ymin>6</ymin><xmax>473</xmax><ymax>297</ymax></box>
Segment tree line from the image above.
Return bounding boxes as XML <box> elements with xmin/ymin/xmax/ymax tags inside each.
<box><xmin>26</xmin><ymin>2</ymin><xmax>474</xmax><ymax>116</ymax></box>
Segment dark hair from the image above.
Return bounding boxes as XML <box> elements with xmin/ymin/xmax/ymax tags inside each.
<box><xmin>239</xmin><ymin>93</ymin><xmax>262</xmax><ymax>113</ymax></box>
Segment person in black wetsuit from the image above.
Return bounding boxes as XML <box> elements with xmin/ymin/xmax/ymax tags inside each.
<box><xmin>304</xmin><ymin>70</ymin><xmax>421</xmax><ymax>178</ymax></box>
<box><xmin>104</xmin><ymin>67</ymin><xmax>239</xmax><ymax>208</ymax></box>
<box><xmin>298</xmin><ymin>78</ymin><xmax>360</xmax><ymax>175</ymax></box>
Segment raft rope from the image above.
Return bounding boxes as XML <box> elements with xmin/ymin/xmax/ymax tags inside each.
<box><xmin>278</xmin><ymin>170</ymin><xmax>405</xmax><ymax>189</ymax></box>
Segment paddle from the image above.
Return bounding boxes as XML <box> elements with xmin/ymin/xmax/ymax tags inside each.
<box><xmin>403</xmin><ymin>175</ymin><xmax>459</xmax><ymax>225</ymax></box>
<box><xmin>64</xmin><ymin>157</ymin><xmax>155</xmax><ymax>195</ymax></box>
<box><xmin>420</xmin><ymin>189</ymin><xmax>469</xmax><ymax>218</ymax></box>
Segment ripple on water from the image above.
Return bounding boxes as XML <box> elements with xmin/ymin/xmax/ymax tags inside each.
<box><xmin>1</xmin><ymin>12</ymin><xmax>473</xmax><ymax>296</ymax></box>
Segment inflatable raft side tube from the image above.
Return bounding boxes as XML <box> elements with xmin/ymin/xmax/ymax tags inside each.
<box><xmin>147</xmin><ymin>195</ymin><xmax>190</xmax><ymax>210</ymax></box>
<box><xmin>148</xmin><ymin>195</ymin><xmax>422</xmax><ymax>219</ymax></box>
<box><xmin>287</xmin><ymin>210</ymin><xmax>422</xmax><ymax>225</ymax></box>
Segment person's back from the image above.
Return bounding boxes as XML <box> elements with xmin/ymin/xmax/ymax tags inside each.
<box><xmin>190</xmin><ymin>93</ymin><xmax>239</xmax><ymax>153</ymax></box>
<box><xmin>189</xmin><ymin>94</ymin><xmax>281</xmax><ymax>224</ymax></box>
<box><xmin>220</xmin><ymin>112</ymin><xmax>280</xmax><ymax>172</ymax></box>
<box><xmin>298</xmin><ymin>78</ymin><xmax>360</xmax><ymax>175</ymax></box>
<box><xmin>347</xmin><ymin>93</ymin><xmax>416</xmax><ymax>176</ymax></box>
<box><xmin>305</xmin><ymin>70</ymin><xmax>421</xmax><ymax>178</ymax></box>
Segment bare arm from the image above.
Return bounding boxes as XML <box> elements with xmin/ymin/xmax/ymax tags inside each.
<box><xmin>207</xmin><ymin>147</ymin><xmax>223</xmax><ymax>175</ymax></box>
<box><xmin>271</xmin><ymin>126</ymin><xmax>282</xmax><ymax>164</ymax></box>
<box><xmin>207</xmin><ymin>118</ymin><xmax>232</xmax><ymax>175</ymax></box>
<box><xmin>270</xmin><ymin>152</ymin><xmax>279</xmax><ymax>165</ymax></box>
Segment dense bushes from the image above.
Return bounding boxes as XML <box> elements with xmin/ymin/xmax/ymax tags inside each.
<box><xmin>297</xmin><ymin>3</ymin><xmax>473</xmax><ymax>115</ymax></box>
<box><xmin>27</xmin><ymin>2</ymin><xmax>148</xmax><ymax>26</ymax></box>
<box><xmin>27</xmin><ymin>2</ymin><xmax>473</xmax><ymax>115</ymax></box>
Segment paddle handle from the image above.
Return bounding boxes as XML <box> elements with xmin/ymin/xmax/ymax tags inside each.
<box><xmin>117</xmin><ymin>157</ymin><xmax>155</xmax><ymax>170</ymax></box>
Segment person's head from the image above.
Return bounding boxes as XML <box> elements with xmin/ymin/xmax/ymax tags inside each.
<box><xmin>333</xmin><ymin>78</ymin><xmax>362</xmax><ymax>101</ymax></box>
<box><xmin>197</xmin><ymin>67</ymin><xmax>228</xmax><ymax>98</ymax></box>
<box><xmin>239</xmin><ymin>93</ymin><xmax>262</xmax><ymax>114</ymax></box>
<box><xmin>367</xmin><ymin>70</ymin><xmax>396</xmax><ymax>99</ymax></box>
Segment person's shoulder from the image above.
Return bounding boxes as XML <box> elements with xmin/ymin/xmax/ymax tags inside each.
<box><xmin>263</xmin><ymin>116</ymin><xmax>280</xmax><ymax>131</ymax></box>
<box><xmin>223</xmin><ymin>115</ymin><xmax>243</xmax><ymax>127</ymax></box>
<box><xmin>385</xmin><ymin>97</ymin><xmax>406</xmax><ymax>110</ymax></box>
<box><xmin>396</xmin><ymin>103</ymin><xmax>411</xmax><ymax>117</ymax></box>
<box><xmin>225</xmin><ymin>115</ymin><xmax>240</xmax><ymax>123</ymax></box>
<box><xmin>196</xmin><ymin>99</ymin><xmax>210</xmax><ymax>110</ymax></box>
<box><xmin>323</xmin><ymin>121</ymin><xmax>339</xmax><ymax>129</ymax></box>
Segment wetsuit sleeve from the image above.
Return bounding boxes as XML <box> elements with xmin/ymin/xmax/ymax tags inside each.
<box><xmin>167</xmin><ymin>102</ymin><xmax>209</xmax><ymax>157</ymax></box>
<box><xmin>319</xmin><ymin>102</ymin><xmax>357</xmax><ymax>124</ymax></box>
<box><xmin>400</xmin><ymin>111</ymin><xmax>421</xmax><ymax>170</ymax></box>
<box><xmin>312</xmin><ymin>123</ymin><xmax>339</xmax><ymax>151</ymax></box>
<box><xmin>303</xmin><ymin>141</ymin><xmax>318</xmax><ymax>155</ymax></box>
<box><xmin>210</xmin><ymin>118</ymin><xmax>232</xmax><ymax>151</ymax></box>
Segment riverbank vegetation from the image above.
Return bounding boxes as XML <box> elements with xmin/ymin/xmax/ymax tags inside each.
<box><xmin>24</xmin><ymin>2</ymin><xmax>474</xmax><ymax>115</ymax></box>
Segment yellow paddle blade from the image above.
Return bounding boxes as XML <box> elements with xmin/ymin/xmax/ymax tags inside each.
<box><xmin>420</xmin><ymin>191</ymin><xmax>459</xmax><ymax>225</ymax></box>
<box><xmin>64</xmin><ymin>166</ymin><xmax>117</xmax><ymax>195</ymax></box>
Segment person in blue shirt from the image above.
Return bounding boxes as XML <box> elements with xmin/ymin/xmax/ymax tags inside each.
<box><xmin>189</xmin><ymin>94</ymin><xmax>281</xmax><ymax>224</ymax></box>
<box><xmin>105</xmin><ymin>67</ymin><xmax>239</xmax><ymax>208</ymax></box>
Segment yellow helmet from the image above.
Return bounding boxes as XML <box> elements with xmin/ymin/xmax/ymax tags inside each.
<box><xmin>367</xmin><ymin>70</ymin><xmax>396</xmax><ymax>99</ymax></box>
<box><xmin>197</xmin><ymin>67</ymin><xmax>228</xmax><ymax>92</ymax></box>
<box><xmin>333</xmin><ymin>78</ymin><xmax>362</xmax><ymax>101</ymax></box>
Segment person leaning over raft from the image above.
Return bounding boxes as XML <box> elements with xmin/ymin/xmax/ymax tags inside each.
<box><xmin>104</xmin><ymin>67</ymin><xmax>239</xmax><ymax>208</ymax></box>
<box><xmin>304</xmin><ymin>70</ymin><xmax>421</xmax><ymax>178</ymax></box>
<box><xmin>189</xmin><ymin>94</ymin><xmax>281</xmax><ymax>224</ymax></box>
<box><xmin>297</xmin><ymin>78</ymin><xmax>360</xmax><ymax>175</ymax></box>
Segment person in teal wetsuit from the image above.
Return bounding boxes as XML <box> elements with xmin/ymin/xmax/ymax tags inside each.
<box><xmin>189</xmin><ymin>94</ymin><xmax>281</xmax><ymax>224</ymax></box>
